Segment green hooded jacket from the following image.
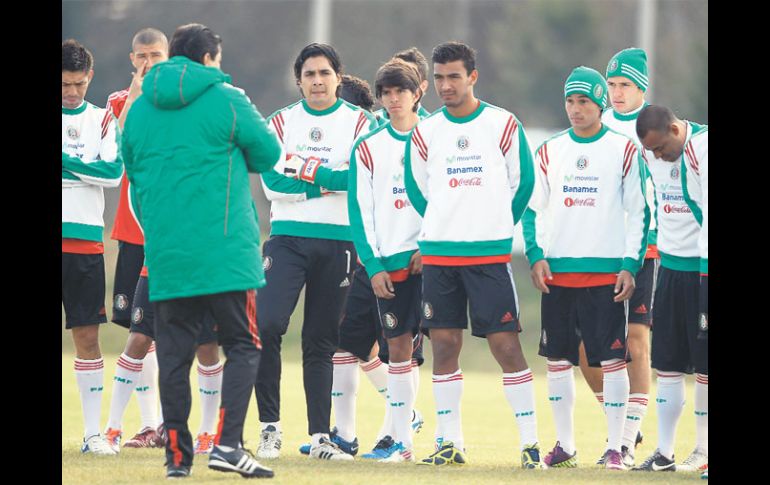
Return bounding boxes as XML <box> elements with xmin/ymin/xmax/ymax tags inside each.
<box><xmin>122</xmin><ymin>56</ymin><xmax>281</xmax><ymax>301</ymax></box>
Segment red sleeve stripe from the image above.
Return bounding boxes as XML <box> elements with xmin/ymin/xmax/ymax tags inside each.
<box><xmin>499</xmin><ymin>116</ymin><xmax>515</xmax><ymax>151</ymax></box>
<box><xmin>271</xmin><ymin>116</ymin><xmax>284</xmax><ymax>143</ymax></box>
<box><xmin>685</xmin><ymin>141</ymin><xmax>700</xmax><ymax>174</ymax></box>
<box><xmin>623</xmin><ymin>141</ymin><xmax>636</xmax><ymax>177</ymax></box>
<box><xmin>357</xmin><ymin>141</ymin><xmax>373</xmax><ymax>174</ymax></box>
<box><xmin>412</xmin><ymin>127</ymin><xmax>428</xmax><ymax>161</ymax></box>
<box><xmin>501</xmin><ymin>120</ymin><xmax>518</xmax><ymax>156</ymax></box>
<box><xmin>361</xmin><ymin>140</ymin><xmax>375</xmax><ymax>175</ymax></box>
<box><xmin>539</xmin><ymin>142</ymin><xmax>550</xmax><ymax>175</ymax></box>
<box><xmin>354</xmin><ymin>112</ymin><xmax>368</xmax><ymax>138</ymax></box>
<box><xmin>100</xmin><ymin>110</ymin><xmax>112</xmax><ymax>139</ymax></box>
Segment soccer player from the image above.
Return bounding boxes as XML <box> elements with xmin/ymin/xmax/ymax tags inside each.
<box><xmin>255</xmin><ymin>43</ymin><xmax>377</xmax><ymax>461</ymax></box>
<box><xmin>62</xmin><ymin>39</ymin><xmax>123</xmax><ymax>455</ymax></box>
<box><xmin>632</xmin><ymin>105</ymin><xmax>708</xmax><ymax>473</ymax></box>
<box><xmin>342</xmin><ymin>59</ymin><xmax>426</xmax><ymax>463</ymax></box>
<box><xmin>405</xmin><ymin>41</ymin><xmax>542</xmax><ymax>468</ymax></box>
<box><xmin>341</xmin><ymin>74</ymin><xmax>375</xmax><ymax>112</ymax></box>
<box><xmin>581</xmin><ymin>47</ymin><xmax>655</xmax><ymax>467</ymax></box>
<box><xmin>523</xmin><ymin>66</ymin><xmax>649</xmax><ymax>471</ymax></box>
<box><xmin>374</xmin><ymin>47</ymin><xmax>431</xmax><ymax>123</ymax></box>
<box><xmin>101</xmin><ymin>27</ymin><xmax>223</xmax><ymax>456</ymax></box>
<box><xmin>122</xmin><ymin>23</ymin><xmax>278</xmax><ymax>479</ymax></box>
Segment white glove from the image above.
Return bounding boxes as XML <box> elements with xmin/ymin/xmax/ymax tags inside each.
<box><xmin>283</xmin><ymin>154</ymin><xmax>304</xmax><ymax>178</ymax></box>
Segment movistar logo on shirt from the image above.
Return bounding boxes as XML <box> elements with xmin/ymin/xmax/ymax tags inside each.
<box><xmin>296</xmin><ymin>144</ymin><xmax>332</xmax><ymax>153</ymax></box>
<box><xmin>563</xmin><ymin>175</ymin><xmax>599</xmax><ymax>182</ymax></box>
<box><xmin>563</xmin><ymin>185</ymin><xmax>598</xmax><ymax>193</ymax></box>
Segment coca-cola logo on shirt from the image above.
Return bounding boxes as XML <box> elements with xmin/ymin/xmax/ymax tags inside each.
<box><xmin>449</xmin><ymin>177</ymin><xmax>482</xmax><ymax>188</ymax></box>
<box><xmin>394</xmin><ymin>199</ymin><xmax>412</xmax><ymax>209</ymax></box>
<box><xmin>564</xmin><ymin>197</ymin><xmax>596</xmax><ymax>207</ymax></box>
<box><xmin>663</xmin><ymin>204</ymin><xmax>691</xmax><ymax>214</ymax></box>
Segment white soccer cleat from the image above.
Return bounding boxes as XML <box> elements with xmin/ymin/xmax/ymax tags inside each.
<box><xmin>677</xmin><ymin>447</ymin><xmax>708</xmax><ymax>472</ymax></box>
<box><xmin>256</xmin><ymin>425</ymin><xmax>282</xmax><ymax>459</ymax></box>
<box><xmin>81</xmin><ymin>434</ymin><xmax>118</xmax><ymax>456</ymax></box>
<box><xmin>309</xmin><ymin>437</ymin><xmax>354</xmax><ymax>461</ymax></box>
<box><xmin>378</xmin><ymin>442</ymin><xmax>415</xmax><ymax>463</ymax></box>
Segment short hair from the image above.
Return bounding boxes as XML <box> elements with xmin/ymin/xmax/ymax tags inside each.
<box><xmin>375</xmin><ymin>59</ymin><xmax>422</xmax><ymax>112</ymax></box>
<box><xmin>636</xmin><ymin>105</ymin><xmax>676</xmax><ymax>139</ymax></box>
<box><xmin>340</xmin><ymin>74</ymin><xmax>375</xmax><ymax>111</ymax></box>
<box><xmin>432</xmin><ymin>41</ymin><xmax>476</xmax><ymax>75</ymax></box>
<box><xmin>132</xmin><ymin>28</ymin><xmax>168</xmax><ymax>51</ymax></box>
<box><xmin>393</xmin><ymin>47</ymin><xmax>429</xmax><ymax>82</ymax></box>
<box><xmin>62</xmin><ymin>39</ymin><xmax>93</xmax><ymax>73</ymax></box>
<box><xmin>168</xmin><ymin>23</ymin><xmax>222</xmax><ymax>64</ymax></box>
<box><xmin>293</xmin><ymin>43</ymin><xmax>343</xmax><ymax>81</ymax></box>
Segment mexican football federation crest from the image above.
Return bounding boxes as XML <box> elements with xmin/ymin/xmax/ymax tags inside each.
<box><xmin>383</xmin><ymin>312</ymin><xmax>398</xmax><ymax>330</ymax></box>
<box><xmin>66</xmin><ymin>125</ymin><xmax>80</xmax><ymax>140</ymax></box>
<box><xmin>309</xmin><ymin>127</ymin><xmax>323</xmax><ymax>143</ymax></box>
<box><xmin>456</xmin><ymin>135</ymin><xmax>470</xmax><ymax>151</ymax></box>
<box><xmin>114</xmin><ymin>294</ymin><xmax>129</xmax><ymax>311</ymax></box>
<box><xmin>593</xmin><ymin>84</ymin><xmax>603</xmax><ymax>99</ymax></box>
<box><xmin>132</xmin><ymin>307</ymin><xmax>144</xmax><ymax>324</ymax></box>
<box><xmin>422</xmin><ymin>302</ymin><xmax>434</xmax><ymax>320</ymax></box>
<box><xmin>262</xmin><ymin>256</ymin><xmax>273</xmax><ymax>271</ymax></box>
<box><xmin>609</xmin><ymin>58</ymin><xmax>618</xmax><ymax>73</ymax></box>
<box><xmin>670</xmin><ymin>166</ymin><xmax>680</xmax><ymax>180</ymax></box>
<box><xmin>699</xmin><ymin>313</ymin><xmax>708</xmax><ymax>332</ymax></box>
<box><xmin>576</xmin><ymin>156</ymin><xmax>589</xmax><ymax>170</ymax></box>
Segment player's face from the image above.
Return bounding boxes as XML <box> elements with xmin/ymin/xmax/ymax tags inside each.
<box><xmin>607</xmin><ymin>76</ymin><xmax>645</xmax><ymax>114</ymax></box>
<box><xmin>640</xmin><ymin>128</ymin><xmax>684</xmax><ymax>162</ymax></box>
<box><xmin>62</xmin><ymin>70</ymin><xmax>93</xmax><ymax>109</ymax></box>
<box><xmin>433</xmin><ymin>61</ymin><xmax>477</xmax><ymax>108</ymax></box>
<box><xmin>130</xmin><ymin>42</ymin><xmax>168</xmax><ymax>73</ymax></box>
<box><xmin>565</xmin><ymin>94</ymin><xmax>602</xmax><ymax>132</ymax></box>
<box><xmin>299</xmin><ymin>55</ymin><xmax>341</xmax><ymax>110</ymax></box>
<box><xmin>379</xmin><ymin>85</ymin><xmax>419</xmax><ymax>119</ymax></box>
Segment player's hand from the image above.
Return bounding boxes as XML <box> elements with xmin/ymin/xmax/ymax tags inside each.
<box><xmin>613</xmin><ymin>270</ymin><xmax>635</xmax><ymax>302</ymax></box>
<box><xmin>408</xmin><ymin>251</ymin><xmax>423</xmax><ymax>275</ymax></box>
<box><xmin>530</xmin><ymin>260</ymin><xmax>552</xmax><ymax>294</ymax></box>
<box><xmin>371</xmin><ymin>271</ymin><xmax>395</xmax><ymax>299</ymax></box>
<box><xmin>283</xmin><ymin>154</ymin><xmax>304</xmax><ymax>177</ymax></box>
<box><xmin>127</xmin><ymin>60</ymin><xmax>148</xmax><ymax>102</ymax></box>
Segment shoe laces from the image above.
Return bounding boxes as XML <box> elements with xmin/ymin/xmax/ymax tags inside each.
<box><xmin>374</xmin><ymin>436</ymin><xmax>395</xmax><ymax>450</ymax></box>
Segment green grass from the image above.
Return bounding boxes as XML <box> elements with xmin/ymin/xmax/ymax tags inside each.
<box><xmin>62</xmin><ymin>353</ymin><xmax>702</xmax><ymax>484</ymax></box>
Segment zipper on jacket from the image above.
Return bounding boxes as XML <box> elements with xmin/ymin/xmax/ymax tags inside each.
<box><xmin>224</xmin><ymin>103</ymin><xmax>237</xmax><ymax>235</ymax></box>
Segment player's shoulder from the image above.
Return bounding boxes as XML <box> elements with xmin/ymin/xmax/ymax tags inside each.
<box><xmin>413</xmin><ymin>106</ymin><xmax>447</xmax><ymax>132</ymax></box>
<box><xmin>535</xmin><ymin>128</ymin><xmax>571</xmax><ymax>153</ymax></box>
<box><xmin>266</xmin><ymin>100</ymin><xmax>303</xmax><ymax>122</ymax></box>
<box><xmin>604</xmin><ymin>125</ymin><xmax>639</xmax><ymax>148</ymax></box>
<box><xmin>353</xmin><ymin>120</ymin><xmax>390</xmax><ymax>149</ymax></box>
<box><xmin>480</xmin><ymin>100</ymin><xmax>517</xmax><ymax>121</ymax></box>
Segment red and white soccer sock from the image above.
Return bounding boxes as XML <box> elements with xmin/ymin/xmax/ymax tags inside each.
<box><xmin>503</xmin><ymin>369</ymin><xmax>538</xmax><ymax>448</ymax></box>
<box><xmin>622</xmin><ymin>393</ymin><xmax>649</xmax><ymax>450</ymax></box>
<box><xmin>106</xmin><ymin>353</ymin><xmax>143</xmax><ymax>430</ymax></box>
<box><xmin>547</xmin><ymin>360</ymin><xmax>576</xmax><ymax>454</ymax></box>
<box><xmin>694</xmin><ymin>373</ymin><xmax>708</xmax><ymax>454</ymax></box>
<box><xmin>332</xmin><ymin>352</ymin><xmax>360</xmax><ymax>442</ymax></box>
<box><xmin>388</xmin><ymin>360</ymin><xmax>415</xmax><ymax>450</ymax></box>
<box><xmin>432</xmin><ymin>369</ymin><xmax>464</xmax><ymax>451</ymax></box>
<box><xmin>136</xmin><ymin>344</ymin><xmax>159</xmax><ymax>429</ymax></box>
<box><xmin>197</xmin><ymin>362</ymin><xmax>223</xmax><ymax>435</ymax></box>
<box><xmin>601</xmin><ymin>359</ymin><xmax>630</xmax><ymax>452</ymax></box>
<box><xmin>655</xmin><ymin>371</ymin><xmax>685</xmax><ymax>459</ymax></box>
<box><xmin>360</xmin><ymin>356</ymin><xmax>391</xmax><ymax>440</ymax></box>
<box><xmin>74</xmin><ymin>357</ymin><xmax>105</xmax><ymax>439</ymax></box>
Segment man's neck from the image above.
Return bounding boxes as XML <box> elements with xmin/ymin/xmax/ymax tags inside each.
<box><xmin>617</xmin><ymin>100</ymin><xmax>645</xmax><ymax>115</ymax></box>
<box><xmin>446</xmin><ymin>96</ymin><xmax>480</xmax><ymax>119</ymax></box>
<box><xmin>572</xmin><ymin>121</ymin><xmax>602</xmax><ymax>139</ymax></box>
<box><xmin>306</xmin><ymin>97</ymin><xmax>337</xmax><ymax>112</ymax></box>
<box><xmin>390</xmin><ymin>111</ymin><xmax>419</xmax><ymax>132</ymax></box>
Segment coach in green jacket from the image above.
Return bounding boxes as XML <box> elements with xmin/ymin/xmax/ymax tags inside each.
<box><xmin>122</xmin><ymin>23</ymin><xmax>280</xmax><ymax>479</ymax></box>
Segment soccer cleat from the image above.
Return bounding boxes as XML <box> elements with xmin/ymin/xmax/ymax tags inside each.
<box><xmin>256</xmin><ymin>425</ymin><xmax>282</xmax><ymax>459</ymax></box>
<box><xmin>621</xmin><ymin>445</ymin><xmax>635</xmax><ymax>467</ymax></box>
<box><xmin>598</xmin><ymin>431</ymin><xmax>643</xmax><ymax>464</ymax></box>
<box><xmin>81</xmin><ymin>434</ymin><xmax>118</xmax><ymax>455</ymax></box>
<box><xmin>603</xmin><ymin>449</ymin><xmax>626</xmax><ymax>470</ymax></box>
<box><xmin>632</xmin><ymin>449</ymin><xmax>676</xmax><ymax>471</ymax></box>
<box><xmin>361</xmin><ymin>435</ymin><xmax>399</xmax><ymax>460</ymax></box>
<box><xmin>521</xmin><ymin>443</ymin><xmax>544</xmax><ymax>469</ymax></box>
<box><xmin>123</xmin><ymin>426</ymin><xmax>164</xmax><ymax>448</ymax></box>
<box><xmin>298</xmin><ymin>443</ymin><xmax>311</xmax><ymax>455</ymax></box>
<box><xmin>309</xmin><ymin>437</ymin><xmax>354</xmax><ymax>461</ymax></box>
<box><xmin>104</xmin><ymin>427</ymin><xmax>122</xmax><ymax>454</ymax></box>
<box><xmin>330</xmin><ymin>426</ymin><xmax>359</xmax><ymax>456</ymax></box>
<box><xmin>417</xmin><ymin>441</ymin><xmax>466</xmax><ymax>466</ymax></box>
<box><xmin>166</xmin><ymin>464</ymin><xmax>191</xmax><ymax>479</ymax></box>
<box><xmin>209</xmin><ymin>445</ymin><xmax>274</xmax><ymax>478</ymax></box>
<box><xmin>411</xmin><ymin>408</ymin><xmax>424</xmax><ymax>434</ymax></box>
<box><xmin>677</xmin><ymin>447</ymin><xmax>708</xmax><ymax>472</ymax></box>
<box><xmin>543</xmin><ymin>441</ymin><xmax>577</xmax><ymax>468</ymax></box>
<box><xmin>378</xmin><ymin>442</ymin><xmax>415</xmax><ymax>463</ymax></box>
<box><xmin>701</xmin><ymin>466</ymin><xmax>708</xmax><ymax>479</ymax></box>
<box><xmin>194</xmin><ymin>432</ymin><xmax>215</xmax><ymax>455</ymax></box>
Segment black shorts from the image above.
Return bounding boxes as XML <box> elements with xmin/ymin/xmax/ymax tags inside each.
<box><xmin>628</xmin><ymin>257</ymin><xmax>659</xmax><ymax>325</ymax></box>
<box><xmin>539</xmin><ymin>285</ymin><xmax>629</xmax><ymax>367</ymax></box>
<box><xmin>421</xmin><ymin>263</ymin><xmax>522</xmax><ymax>338</ymax></box>
<box><xmin>62</xmin><ymin>252</ymin><xmax>107</xmax><ymax>329</ymax></box>
<box><xmin>130</xmin><ymin>276</ymin><xmax>218</xmax><ymax>345</ymax></box>
<box><xmin>651</xmin><ymin>267</ymin><xmax>707</xmax><ymax>374</ymax></box>
<box><xmin>112</xmin><ymin>241</ymin><xmax>145</xmax><ymax>328</ymax></box>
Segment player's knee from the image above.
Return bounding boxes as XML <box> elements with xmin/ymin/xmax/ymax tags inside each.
<box><xmin>124</xmin><ymin>332</ymin><xmax>153</xmax><ymax>358</ymax></box>
<box><xmin>195</xmin><ymin>341</ymin><xmax>220</xmax><ymax>365</ymax></box>
<box><xmin>72</xmin><ymin>325</ymin><xmax>101</xmax><ymax>357</ymax></box>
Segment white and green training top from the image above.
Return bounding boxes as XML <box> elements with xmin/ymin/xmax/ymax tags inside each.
<box><xmin>348</xmin><ymin>122</ymin><xmax>422</xmax><ymax>278</ymax></box>
<box><xmin>681</xmin><ymin>127</ymin><xmax>708</xmax><ymax>274</ymax></box>
<box><xmin>404</xmin><ymin>101</ymin><xmax>535</xmax><ymax>257</ymax></box>
<box><xmin>62</xmin><ymin>101</ymin><xmax>123</xmax><ymax>242</ymax></box>
<box><xmin>261</xmin><ymin>98</ymin><xmax>377</xmax><ymax>241</ymax></box>
<box><xmin>522</xmin><ymin>125</ymin><xmax>650</xmax><ymax>275</ymax></box>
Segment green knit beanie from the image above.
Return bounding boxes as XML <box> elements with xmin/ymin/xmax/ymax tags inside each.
<box><xmin>564</xmin><ymin>66</ymin><xmax>608</xmax><ymax>109</ymax></box>
<box><xmin>606</xmin><ymin>48</ymin><xmax>649</xmax><ymax>92</ymax></box>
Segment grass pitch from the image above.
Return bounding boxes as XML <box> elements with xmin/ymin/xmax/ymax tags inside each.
<box><xmin>62</xmin><ymin>353</ymin><xmax>703</xmax><ymax>484</ymax></box>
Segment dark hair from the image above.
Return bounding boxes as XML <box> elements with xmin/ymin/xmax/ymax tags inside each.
<box><xmin>293</xmin><ymin>43</ymin><xmax>343</xmax><ymax>80</ymax></box>
<box><xmin>393</xmin><ymin>47</ymin><xmax>429</xmax><ymax>82</ymax></box>
<box><xmin>340</xmin><ymin>74</ymin><xmax>375</xmax><ymax>111</ymax></box>
<box><xmin>636</xmin><ymin>105</ymin><xmax>676</xmax><ymax>139</ymax></box>
<box><xmin>168</xmin><ymin>23</ymin><xmax>221</xmax><ymax>64</ymax></box>
<box><xmin>432</xmin><ymin>41</ymin><xmax>476</xmax><ymax>75</ymax></box>
<box><xmin>62</xmin><ymin>39</ymin><xmax>93</xmax><ymax>73</ymax></box>
<box><xmin>132</xmin><ymin>28</ymin><xmax>168</xmax><ymax>51</ymax></box>
<box><xmin>375</xmin><ymin>59</ymin><xmax>422</xmax><ymax>112</ymax></box>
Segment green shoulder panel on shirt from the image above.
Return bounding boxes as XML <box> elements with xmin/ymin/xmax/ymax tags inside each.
<box><xmin>403</xmin><ymin>134</ymin><xmax>427</xmax><ymax>216</ymax></box>
<box><xmin>266</xmin><ymin>100</ymin><xmax>302</xmax><ymax>124</ymax></box>
<box><xmin>680</xmin><ymin>157</ymin><xmax>703</xmax><ymax>224</ymax></box>
<box><xmin>511</xmin><ymin>118</ymin><xmax>535</xmax><ymax>225</ymax></box>
<box><xmin>522</xmin><ymin>208</ymin><xmax>544</xmax><ymax>266</ymax></box>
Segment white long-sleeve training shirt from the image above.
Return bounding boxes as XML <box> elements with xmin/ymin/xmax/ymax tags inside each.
<box><xmin>681</xmin><ymin>127</ymin><xmax>709</xmax><ymax>275</ymax></box>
